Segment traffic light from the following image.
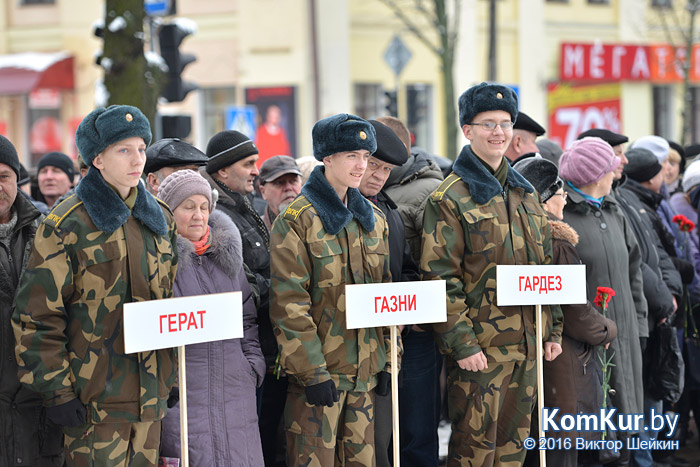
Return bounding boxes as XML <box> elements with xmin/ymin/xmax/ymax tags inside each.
<box><xmin>158</xmin><ymin>22</ymin><xmax>197</xmax><ymax>102</ymax></box>
<box><xmin>384</xmin><ymin>90</ymin><xmax>397</xmax><ymax>117</ymax></box>
<box><xmin>160</xmin><ymin>115</ymin><xmax>192</xmax><ymax>139</ymax></box>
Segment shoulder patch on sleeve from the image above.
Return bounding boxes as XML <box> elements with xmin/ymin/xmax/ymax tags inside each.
<box><xmin>43</xmin><ymin>194</ymin><xmax>82</xmax><ymax>229</ymax></box>
<box><xmin>156</xmin><ymin>197</ymin><xmax>174</xmax><ymax>216</ymax></box>
<box><xmin>282</xmin><ymin>195</ymin><xmax>312</xmax><ymax>221</ymax></box>
<box><xmin>431</xmin><ymin>173</ymin><xmax>462</xmax><ymax>201</ymax></box>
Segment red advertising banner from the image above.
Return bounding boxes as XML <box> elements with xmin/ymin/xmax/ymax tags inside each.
<box><xmin>548</xmin><ymin>83</ymin><xmax>622</xmax><ymax>150</ymax></box>
<box><xmin>560</xmin><ymin>42</ymin><xmax>700</xmax><ymax>82</ymax></box>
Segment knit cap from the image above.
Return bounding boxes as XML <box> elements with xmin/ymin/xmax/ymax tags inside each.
<box><xmin>38</xmin><ymin>152</ymin><xmax>75</xmax><ymax>181</ymax></box>
<box><xmin>0</xmin><ymin>134</ymin><xmax>20</xmax><ymax>178</ymax></box>
<box><xmin>205</xmin><ymin>130</ymin><xmax>258</xmax><ymax>174</ymax></box>
<box><xmin>513</xmin><ymin>156</ymin><xmax>562</xmax><ymax>202</ymax></box>
<box><xmin>630</xmin><ymin>135</ymin><xmax>670</xmax><ymax>163</ymax></box>
<box><xmin>624</xmin><ymin>148</ymin><xmax>662</xmax><ymax>183</ymax></box>
<box><xmin>682</xmin><ymin>159</ymin><xmax>700</xmax><ymax>192</ymax></box>
<box><xmin>559</xmin><ymin>137</ymin><xmax>621</xmax><ymax>187</ymax></box>
<box><xmin>75</xmin><ymin>105</ymin><xmax>152</xmax><ymax>166</ymax></box>
<box><xmin>158</xmin><ymin>170</ymin><xmax>213</xmax><ymax>211</ymax></box>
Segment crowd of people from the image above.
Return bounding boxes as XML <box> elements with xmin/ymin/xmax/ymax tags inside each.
<box><xmin>0</xmin><ymin>80</ymin><xmax>698</xmax><ymax>467</ymax></box>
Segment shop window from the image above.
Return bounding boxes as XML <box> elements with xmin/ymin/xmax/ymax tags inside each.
<box><xmin>406</xmin><ymin>84</ymin><xmax>434</xmax><ymax>153</ymax></box>
<box><xmin>200</xmin><ymin>86</ymin><xmax>237</xmax><ymax>147</ymax></box>
<box><xmin>653</xmin><ymin>86</ymin><xmax>674</xmax><ymax>139</ymax></box>
<box><xmin>354</xmin><ymin>83</ymin><xmax>384</xmax><ymax>119</ymax></box>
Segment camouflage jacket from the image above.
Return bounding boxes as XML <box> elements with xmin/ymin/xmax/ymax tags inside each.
<box><xmin>269</xmin><ymin>166</ymin><xmax>395</xmax><ymax>392</ymax></box>
<box><xmin>421</xmin><ymin>146</ymin><xmax>563</xmax><ymax>363</ymax></box>
<box><xmin>13</xmin><ymin>175</ymin><xmax>178</xmax><ymax>425</ymax></box>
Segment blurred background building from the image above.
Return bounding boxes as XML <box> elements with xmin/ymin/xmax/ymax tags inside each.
<box><xmin>0</xmin><ymin>0</ymin><xmax>696</xmax><ymax>168</ymax></box>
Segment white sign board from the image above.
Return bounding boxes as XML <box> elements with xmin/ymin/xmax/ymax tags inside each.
<box><xmin>123</xmin><ymin>292</ymin><xmax>243</xmax><ymax>353</ymax></box>
<box><xmin>345</xmin><ymin>280</ymin><xmax>447</xmax><ymax>329</ymax></box>
<box><xmin>496</xmin><ymin>265</ymin><xmax>586</xmax><ymax>306</ymax></box>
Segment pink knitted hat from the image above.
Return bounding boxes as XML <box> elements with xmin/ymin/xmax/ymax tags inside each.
<box><xmin>559</xmin><ymin>137</ymin><xmax>621</xmax><ymax>187</ymax></box>
<box><xmin>158</xmin><ymin>170</ymin><xmax>213</xmax><ymax>211</ymax></box>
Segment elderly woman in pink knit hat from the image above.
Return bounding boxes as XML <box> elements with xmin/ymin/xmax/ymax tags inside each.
<box><xmin>559</xmin><ymin>136</ymin><xmax>648</xmax><ymax>466</ymax></box>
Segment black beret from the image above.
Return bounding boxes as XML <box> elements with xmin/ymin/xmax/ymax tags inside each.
<box><xmin>145</xmin><ymin>138</ymin><xmax>208</xmax><ymax>174</ymax></box>
<box><xmin>624</xmin><ymin>147</ymin><xmax>662</xmax><ymax>183</ymax></box>
<box><xmin>685</xmin><ymin>143</ymin><xmax>700</xmax><ymax>160</ymax></box>
<box><xmin>667</xmin><ymin>140</ymin><xmax>687</xmax><ymax>172</ymax></box>
<box><xmin>576</xmin><ymin>128</ymin><xmax>628</xmax><ymax>147</ymax></box>
<box><xmin>38</xmin><ymin>152</ymin><xmax>74</xmax><ymax>181</ymax></box>
<box><xmin>312</xmin><ymin>113</ymin><xmax>376</xmax><ymax>161</ymax></box>
<box><xmin>205</xmin><ymin>131</ymin><xmax>258</xmax><ymax>174</ymax></box>
<box><xmin>458</xmin><ymin>82</ymin><xmax>518</xmax><ymax>127</ymax></box>
<box><xmin>513</xmin><ymin>156</ymin><xmax>562</xmax><ymax>203</ymax></box>
<box><xmin>0</xmin><ymin>134</ymin><xmax>20</xmax><ymax>178</ymax></box>
<box><xmin>369</xmin><ymin>120</ymin><xmax>409</xmax><ymax>166</ymax></box>
<box><xmin>75</xmin><ymin>105</ymin><xmax>152</xmax><ymax>166</ymax></box>
<box><xmin>513</xmin><ymin>112</ymin><xmax>545</xmax><ymax>136</ymax></box>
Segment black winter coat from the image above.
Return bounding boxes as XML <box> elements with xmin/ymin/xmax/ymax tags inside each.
<box><xmin>375</xmin><ymin>191</ymin><xmax>420</xmax><ymax>283</ymax></box>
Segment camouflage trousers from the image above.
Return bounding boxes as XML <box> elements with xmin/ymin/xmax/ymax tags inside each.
<box><xmin>284</xmin><ymin>385</ymin><xmax>375</xmax><ymax>467</ymax></box>
<box><xmin>447</xmin><ymin>359</ymin><xmax>536</xmax><ymax>467</ymax></box>
<box><xmin>63</xmin><ymin>420</ymin><xmax>161</xmax><ymax>467</ymax></box>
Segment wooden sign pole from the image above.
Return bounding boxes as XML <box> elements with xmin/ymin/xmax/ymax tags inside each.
<box><xmin>390</xmin><ymin>325</ymin><xmax>400</xmax><ymax>465</ymax></box>
<box><xmin>178</xmin><ymin>345</ymin><xmax>189</xmax><ymax>467</ymax></box>
<box><xmin>536</xmin><ymin>304</ymin><xmax>546</xmax><ymax>467</ymax></box>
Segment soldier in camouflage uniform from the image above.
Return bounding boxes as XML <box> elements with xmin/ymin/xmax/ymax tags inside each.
<box><xmin>420</xmin><ymin>83</ymin><xmax>563</xmax><ymax>466</ymax></box>
<box><xmin>270</xmin><ymin>114</ymin><xmax>395</xmax><ymax>466</ymax></box>
<box><xmin>12</xmin><ymin>105</ymin><xmax>178</xmax><ymax>467</ymax></box>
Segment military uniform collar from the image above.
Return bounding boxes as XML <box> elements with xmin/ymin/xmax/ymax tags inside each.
<box><xmin>452</xmin><ymin>145</ymin><xmax>533</xmax><ymax>205</ymax></box>
<box><xmin>301</xmin><ymin>165</ymin><xmax>375</xmax><ymax>235</ymax></box>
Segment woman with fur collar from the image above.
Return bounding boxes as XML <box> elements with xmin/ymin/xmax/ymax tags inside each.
<box><xmin>515</xmin><ymin>156</ymin><xmax>618</xmax><ymax>467</ymax></box>
<box><xmin>158</xmin><ymin>170</ymin><xmax>265</xmax><ymax>466</ymax></box>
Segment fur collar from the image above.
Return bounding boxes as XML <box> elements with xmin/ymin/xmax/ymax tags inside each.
<box><xmin>176</xmin><ymin>210</ymin><xmax>243</xmax><ymax>278</ymax></box>
<box><xmin>548</xmin><ymin>218</ymin><xmax>579</xmax><ymax>246</ymax></box>
<box><xmin>452</xmin><ymin>145</ymin><xmax>533</xmax><ymax>205</ymax></box>
<box><xmin>76</xmin><ymin>168</ymin><xmax>167</xmax><ymax>235</ymax></box>
<box><xmin>301</xmin><ymin>165</ymin><xmax>375</xmax><ymax>235</ymax></box>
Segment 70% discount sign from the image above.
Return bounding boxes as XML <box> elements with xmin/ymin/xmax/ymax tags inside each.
<box><xmin>497</xmin><ymin>264</ymin><xmax>586</xmax><ymax>467</ymax></box>
<box><xmin>345</xmin><ymin>280</ymin><xmax>446</xmax><ymax>465</ymax></box>
<box><xmin>123</xmin><ymin>292</ymin><xmax>244</xmax><ymax>467</ymax></box>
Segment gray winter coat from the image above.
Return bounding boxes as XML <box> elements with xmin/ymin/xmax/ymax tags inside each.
<box><xmin>160</xmin><ymin>210</ymin><xmax>265</xmax><ymax>466</ymax></box>
<box><xmin>561</xmin><ymin>186</ymin><xmax>647</xmax><ymax>422</ymax></box>
<box><xmin>1</xmin><ymin>192</ymin><xmax>62</xmax><ymax>467</ymax></box>
<box><xmin>384</xmin><ymin>148</ymin><xmax>443</xmax><ymax>262</ymax></box>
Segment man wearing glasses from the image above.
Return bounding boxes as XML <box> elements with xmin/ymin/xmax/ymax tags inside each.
<box><xmin>420</xmin><ymin>82</ymin><xmax>563</xmax><ymax>466</ymax></box>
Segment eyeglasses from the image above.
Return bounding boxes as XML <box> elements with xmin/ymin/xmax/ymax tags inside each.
<box><xmin>468</xmin><ymin>121</ymin><xmax>515</xmax><ymax>131</ymax></box>
<box><xmin>552</xmin><ymin>191</ymin><xmax>568</xmax><ymax>200</ymax></box>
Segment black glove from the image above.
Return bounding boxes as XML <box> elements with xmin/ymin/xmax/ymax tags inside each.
<box><xmin>305</xmin><ymin>380</ymin><xmax>338</xmax><ymax>407</ymax></box>
<box><xmin>46</xmin><ymin>398</ymin><xmax>86</xmax><ymax>427</ymax></box>
<box><xmin>167</xmin><ymin>387</ymin><xmax>179</xmax><ymax>408</ymax></box>
<box><xmin>375</xmin><ymin>371</ymin><xmax>391</xmax><ymax>397</ymax></box>
<box><xmin>672</xmin><ymin>257</ymin><xmax>695</xmax><ymax>284</ymax></box>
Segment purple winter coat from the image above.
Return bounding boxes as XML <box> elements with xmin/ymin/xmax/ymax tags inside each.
<box><xmin>670</xmin><ymin>191</ymin><xmax>700</xmax><ymax>303</ymax></box>
<box><xmin>160</xmin><ymin>210</ymin><xmax>265</xmax><ymax>466</ymax></box>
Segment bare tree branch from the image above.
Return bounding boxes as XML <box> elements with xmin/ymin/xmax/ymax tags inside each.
<box><xmin>378</xmin><ymin>0</ymin><xmax>441</xmax><ymax>55</ymax></box>
<box><xmin>414</xmin><ymin>0</ymin><xmax>441</xmax><ymax>30</ymax></box>
<box><xmin>448</xmin><ymin>0</ymin><xmax>461</xmax><ymax>53</ymax></box>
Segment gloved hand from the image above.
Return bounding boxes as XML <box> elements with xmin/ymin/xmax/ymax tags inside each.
<box><xmin>305</xmin><ymin>380</ymin><xmax>338</xmax><ymax>407</ymax></box>
<box><xmin>46</xmin><ymin>398</ymin><xmax>86</xmax><ymax>427</ymax></box>
<box><xmin>375</xmin><ymin>371</ymin><xmax>391</xmax><ymax>397</ymax></box>
<box><xmin>167</xmin><ymin>387</ymin><xmax>179</xmax><ymax>408</ymax></box>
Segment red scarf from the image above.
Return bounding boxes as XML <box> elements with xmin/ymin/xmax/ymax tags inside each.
<box><xmin>193</xmin><ymin>226</ymin><xmax>211</xmax><ymax>256</ymax></box>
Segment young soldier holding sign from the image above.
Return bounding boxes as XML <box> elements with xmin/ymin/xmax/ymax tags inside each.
<box><xmin>420</xmin><ymin>83</ymin><xmax>563</xmax><ymax>466</ymax></box>
<box><xmin>13</xmin><ymin>105</ymin><xmax>178</xmax><ymax>466</ymax></box>
<box><xmin>269</xmin><ymin>114</ymin><xmax>394</xmax><ymax>465</ymax></box>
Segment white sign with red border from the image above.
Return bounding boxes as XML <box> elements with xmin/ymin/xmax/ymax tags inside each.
<box><xmin>496</xmin><ymin>265</ymin><xmax>587</xmax><ymax>306</ymax></box>
<box><xmin>345</xmin><ymin>280</ymin><xmax>447</xmax><ymax>329</ymax></box>
<box><xmin>123</xmin><ymin>292</ymin><xmax>243</xmax><ymax>353</ymax></box>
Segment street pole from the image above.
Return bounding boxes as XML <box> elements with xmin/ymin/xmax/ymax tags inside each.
<box><xmin>488</xmin><ymin>0</ymin><xmax>497</xmax><ymax>82</ymax></box>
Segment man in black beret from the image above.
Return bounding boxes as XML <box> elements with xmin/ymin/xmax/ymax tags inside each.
<box><xmin>36</xmin><ymin>151</ymin><xmax>74</xmax><ymax>209</ymax></box>
<box><xmin>504</xmin><ymin>111</ymin><xmax>545</xmax><ymax>163</ymax></box>
<box><xmin>144</xmin><ymin>138</ymin><xmax>208</xmax><ymax>194</ymax></box>
<box><xmin>420</xmin><ymin>82</ymin><xmax>562</xmax><ymax>466</ymax></box>
<box><xmin>361</xmin><ymin>120</ymin><xmax>420</xmax><ymax>467</ymax></box>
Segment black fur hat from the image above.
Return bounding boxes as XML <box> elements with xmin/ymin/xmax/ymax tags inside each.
<box><xmin>458</xmin><ymin>82</ymin><xmax>518</xmax><ymax>127</ymax></box>
<box><xmin>312</xmin><ymin>114</ymin><xmax>376</xmax><ymax>161</ymax></box>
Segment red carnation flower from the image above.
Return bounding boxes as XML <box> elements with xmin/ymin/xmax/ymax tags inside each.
<box><xmin>594</xmin><ymin>286</ymin><xmax>616</xmax><ymax>309</ymax></box>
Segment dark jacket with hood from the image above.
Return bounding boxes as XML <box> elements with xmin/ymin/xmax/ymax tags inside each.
<box><xmin>543</xmin><ymin>216</ymin><xmax>618</xmax><ymax>441</ymax></box>
<box><xmin>373</xmin><ymin>191</ymin><xmax>419</xmax><ymax>284</ymax></box>
<box><xmin>160</xmin><ymin>210</ymin><xmax>265</xmax><ymax>466</ymax></box>
<box><xmin>384</xmin><ymin>148</ymin><xmax>444</xmax><ymax>262</ymax></box>
<box><xmin>1</xmin><ymin>192</ymin><xmax>63</xmax><ymax>466</ymax></box>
